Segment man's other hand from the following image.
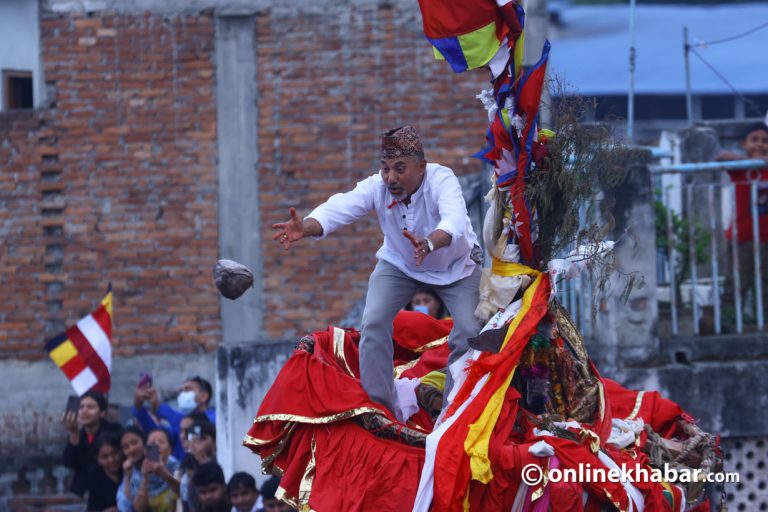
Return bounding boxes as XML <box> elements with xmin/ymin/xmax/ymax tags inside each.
<box><xmin>272</xmin><ymin>207</ymin><xmax>304</xmax><ymax>250</ymax></box>
<box><xmin>403</xmin><ymin>230</ymin><xmax>430</xmax><ymax>266</ymax></box>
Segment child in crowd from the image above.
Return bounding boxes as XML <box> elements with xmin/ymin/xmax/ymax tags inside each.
<box><xmin>227</xmin><ymin>472</ymin><xmax>260</xmax><ymax>512</ymax></box>
<box><xmin>192</xmin><ymin>462</ymin><xmax>230</xmax><ymax>512</ymax></box>
<box><xmin>719</xmin><ymin>122</ymin><xmax>768</xmax><ymax>322</ymax></box>
<box><xmin>87</xmin><ymin>433</ymin><xmax>124</xmax><ymax>511</ymax></box>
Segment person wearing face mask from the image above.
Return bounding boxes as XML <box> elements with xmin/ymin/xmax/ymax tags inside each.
<box><xmin>133</xmin><ymin>376</ymin><xmax>215</xmax><ymax>462</ymax></box>
<box><xmin>62</xmin><ymin>391</ymin><xmax>124</xmax><ymax>497</ymax></box>
<box><xmin>405</xmin><ymin>286</ymin><xmax>448</xmax><ymax>319</ymax></box>
<box><xmin>272</xmin><ymin>126</ymin><xmax>482</xmax><ymax>420</ymax></box>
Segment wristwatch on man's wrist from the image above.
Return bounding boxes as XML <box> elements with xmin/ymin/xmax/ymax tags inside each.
<box><xmin>425</xmin><ymin>237</ymin><xmax>435</xmax><ymax>253</ymax></box>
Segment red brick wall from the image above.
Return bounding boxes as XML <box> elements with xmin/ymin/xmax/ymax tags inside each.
<box><xmin>0</xmin><ymin>12</ymin><xmax>221</xmax><ymax>359</ymax></box>
<box><xmin>1</xmin><ymin>5</ymin><xmax>490</xmax><ymax>358</ymax></box>
<box><xmin>256</xmin><ymin>5</ymin><xmax>489</xmax><ymax>338</ymax></box>
<box><xmin>0</xmin><ymin>112</ymin><xmax>48</xmax><ymax>358</ymax></box>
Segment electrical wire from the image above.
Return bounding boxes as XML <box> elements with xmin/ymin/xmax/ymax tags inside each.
<box><xmin>700</xmin><ymin>20</ymin><xmax>768</xmax><ymax>46</ymax></box>
<box><xmin>689</xmin><ymin>47</ymin><xmax>765</xmax><ymax>116</ymax></box>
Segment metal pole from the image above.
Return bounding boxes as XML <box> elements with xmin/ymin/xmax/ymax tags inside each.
<box><xmin>731</xmin><ymin>185</ymin><xmax>743</xmax><ymax>333</ymax></box>
<box><xmin>627</xmin><ymin>0</ymin><xmax>636</xmax><ymax>143</ymax></box>
<box><xmin>751</xmin><ymin>182</ymin><xmax>764</xmax><ymax>330</ymax></box>
<box><xmin>684</xmin><ymin>26</ymin><xmax>694</xmax><ymax>125</ymax></box>
<box><xmin>687</xmin><ymin>183</ymin><xmax>699</xmax><ymax>334</ymax></box>
<box><xmin>708</xmin><ymin>185</ymin><xmax>721</xmax><ymax>334</ymax></box>
<box><xmin>666</xmin><ymin>187</ymin><xmax>679</xmax><ymax>336</ymax></box>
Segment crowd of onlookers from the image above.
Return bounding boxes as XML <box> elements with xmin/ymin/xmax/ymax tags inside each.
<box><xmin>60</xmin><ymin>376</ymin><xmax>294</xmax><ymax>512</ymax></box>
<box><xmin>59</xmin><ymin>287</ymin><xmax>456</xmax><ymax>511</ymax></box>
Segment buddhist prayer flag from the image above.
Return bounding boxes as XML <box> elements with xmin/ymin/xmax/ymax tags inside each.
<box><xmin>419</xmin><ymin>0</ymin><xmax>519</xmax><ymax>73</ymax></box>
<box><xmin>45</xmin><ymin>288</ymin><xmax>113</xmax><ymax>395</ymax></box>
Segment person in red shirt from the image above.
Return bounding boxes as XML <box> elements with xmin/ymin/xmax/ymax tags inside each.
<box><xmin>719</xmin><ymin>122</ymin><xmax>768</xmax><ymax>321</ymax></box>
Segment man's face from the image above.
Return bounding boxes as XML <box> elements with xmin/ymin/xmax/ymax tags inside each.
<box><xmin>230</xmin><ymin>486</ymin><xmax>258</xmax><ymax>512</ymax></box>
<box><xmin>190</xmin><ymin>433</ymin><xmax>216</xmax><ymax>464</ymax></box>
<box><xmin>197</xmin><ymin>482</ymin><xmax>228</xmax><ymax>510</ymax></box>
<box><xmin>742</xmin><ymin>129</ymin><xmax>768</xmax><ymax>159</ymax></box>
<box><xmin>181</xmin><ymin>380</ymin><xmax>207</xmax><ymax>408</ymax></box>
<box><xmin>380</xmin><ymin>156</ymin><xmax>426</xmax><ymax>200</ymax></box>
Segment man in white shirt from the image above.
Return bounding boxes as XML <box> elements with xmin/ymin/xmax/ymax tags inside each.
<box><xmin>272</xmin><ymin>126</ymin><xmax>482</xmax><ymax>419</ymax></box>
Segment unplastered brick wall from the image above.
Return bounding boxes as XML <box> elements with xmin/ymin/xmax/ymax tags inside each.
<box><xmin>0</xmin><ymin>112</ymin><xmax>49</xmax><ymax>358</ymax></box>
<box><xmin>256</xmin><ymin>4</ymin><xmax>489</xmax><ymax>339</ymax></box>
<box><xmin>0</xmin><ymin>11</ymin><xmax>221</xmax><ymax>360</ymax></box>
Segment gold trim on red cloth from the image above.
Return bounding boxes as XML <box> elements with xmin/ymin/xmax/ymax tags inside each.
<box><xmin>298</xmin><ymin>434</ymin><xmax>317</xmax><ymax>512</ymax></box>
<box><xmin>627</xmin><ymin>391</ymin><xmax>645</xmax><ymax>420</ymax></box>
<box><xmin>252</xmin><ymin>407</ymin><xmax>386</xmax><ymax>425</ymax></box>
<box><xmin>243</xmin><ymin>421</ymin><xmax>294</xmax><ymax>448</ymax></box>
<box><xmin>579</xmin><ymin>428</ymin><xmax>602</xmax><ymax>454</ymax></box>
<box><xmin>332</xmin><ymin>327</ymin><xmax>355</xmax><ymax>376</ymax></box>
<box><xmin>412</xmin><ymin>335</ymin><xmax>448</xmax><ymax>353</ymax></box>
<box><xmin>243</xmin><ymin>423</ymin><xmax>297</xmax><ymax>474</ymax></box>
<box><xmin>597</xmin><ymin>379</ymin><xmax>606</xmax><ymax>421</ymax></box>
<box><xmin>276</xmin><ymin>487</ymin><xmax>300</xmax><ymax>510</ymax></box>
<box><xmin>394</xmin><ymin>359</ymin><xmax>419</xmax><ymax>378</ymax></box>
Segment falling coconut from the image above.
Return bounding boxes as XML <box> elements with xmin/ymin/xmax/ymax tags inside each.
<box><xmin>214</xmin><ymin>259</ymin><xmax>254</xmax><ymax>300</ymax></box>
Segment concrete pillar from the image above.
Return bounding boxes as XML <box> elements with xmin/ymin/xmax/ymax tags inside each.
<box><xmin>522</xmin><ymin>0</ymin><xmax>551</xmax><ymax>128</ymax></box>
<box><xmin>215</xmin><ymin>13</ymin><xmax>262</xmax><ymax>346</ymax></box>
<box><xmin>592</xmin><ymin>151</ymin><xmax>659</xmax><ymax>370</ymax></box>
<box><xmin>213</xmin><ymin>12</ymin><xmax>262</xmax><ymax>478</ymax></box>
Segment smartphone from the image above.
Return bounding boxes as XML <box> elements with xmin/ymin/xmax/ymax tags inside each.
<box><xmin>146</xmin><ymin>444</ymin><xmax>160</xmax><ymax>462</ymax></box>
<box><xmin>65</xmin><ymin>395</ymin><xmax>80</xmax><ymax>415</ymax></box>
<box><xmin>137</xmin><ymin>372</ymin><xmax>153</xmax><ymax>388</ymax></box>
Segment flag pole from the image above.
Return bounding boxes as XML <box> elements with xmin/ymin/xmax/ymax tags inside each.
<box><xmin>684</xmin><ymin>26</ymin><xmax>694</xmax><ymax>125</ymax></box>
<box><xmin>627</xmin><ymin>0</ymin><xmax>636</xmax><ymax>144</ymax></box>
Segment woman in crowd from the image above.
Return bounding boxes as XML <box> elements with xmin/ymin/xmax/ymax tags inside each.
<box><xmin>62</xmin><ymin>391</ymin><xmax>124</xmax><ymax>497</ymax></box>
<box><xmin>118</xmin><ymin>427</ymin><xmax>181</xmax><ymax>512</ymax></box>
<box><xmin>87</xmin><ymin>433</ymin><xmax>124</xmax><ymax>511</ymax></box>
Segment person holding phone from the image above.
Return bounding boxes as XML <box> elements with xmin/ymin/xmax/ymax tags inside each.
<box><xmin>177</xmin><ymin>419</ymin><xmax>217</xmax><ymax>510</ymax></box>
<box><xmin>133</xmin><ymin>375</ymin><xmax>215</xmax><ymax>461</ymax></box>
<box><xmin>61</xmin><ymin>391</ymin><xmax>123</xmax><ymax>497</ymax></box>
<box><xmin>118</xmin><ymin>428</ymin><xmax>180</xmax><ymax>512</ymax></box>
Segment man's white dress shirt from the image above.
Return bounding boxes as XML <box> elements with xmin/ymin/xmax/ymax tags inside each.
<box><xmin>307</xmin><ymin>163</ymin><xmax>478</xmax><ymax>286</ymax></box>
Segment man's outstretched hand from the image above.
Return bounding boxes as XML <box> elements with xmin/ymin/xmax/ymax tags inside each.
<box><xmin>403</xmin><ymin>230</ymin><xmax>430</xmax><ymax>266</ymax></box>
<box><xmin>272</xmin><ymin>207</ymin><xmax>304</xmax><ymax>250</ymax></box>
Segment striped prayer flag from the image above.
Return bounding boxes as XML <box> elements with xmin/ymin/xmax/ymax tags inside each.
<box><xmin>45</xmin><ymin>289</ymin><xmax>113</xmax><ymax>395</ymax></box>
<box><xmin>419</xmin><ymin>0</ymin><xmax>515</xmax><ymax>73</ymax></box>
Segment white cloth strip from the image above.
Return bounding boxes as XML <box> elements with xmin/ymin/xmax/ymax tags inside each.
<box><xmin>77</xmin><ymin>314</ymin><xmax>112</xmax><ymax>371</ymax></box>
<box><xmin>71</xmin><ymin>367</ymin><xmax>98</xmax><ymax>396</ymax></box>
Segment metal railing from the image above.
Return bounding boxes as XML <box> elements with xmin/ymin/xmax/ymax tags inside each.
<box><xmin>651</xmin><ymin>159</ymin><xmax>766</xmax><ymax>336</ymax></box>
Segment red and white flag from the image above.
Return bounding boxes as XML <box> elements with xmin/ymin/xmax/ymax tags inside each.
<box><xmin>45</xmin><ymin>289</ymin><xmax>113</xmax><ymax>395</ymax></box>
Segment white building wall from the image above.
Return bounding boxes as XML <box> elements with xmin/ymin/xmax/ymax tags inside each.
<box><xmin>0</xmin><ymin>0</ymin><xmax>41</xmax><ymax>110</ymax></box>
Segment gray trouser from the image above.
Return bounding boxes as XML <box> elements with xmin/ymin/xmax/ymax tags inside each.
<box><xmin>359</xmin><ymin>260</ymin><xmax>483</xmax><ymax>416</ymax></box>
